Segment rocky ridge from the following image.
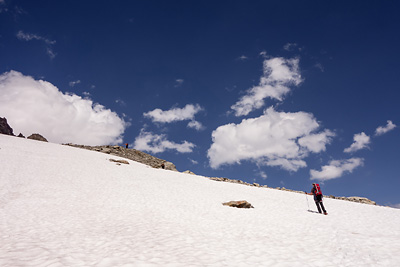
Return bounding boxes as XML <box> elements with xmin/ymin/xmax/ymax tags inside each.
<box><xmin>0</xmin><ymin>117</ymin><xmax>45</xmax><ymax>140</ymax></box>
<box><xmin>64</xmin><ymin>144</ymin><xmax>177</xmax><ymax>171</ymax></box>
<box><xmin>207</xmin><ymin>176</ymin><xmax>377</xmax><ymax>205</ymax></box>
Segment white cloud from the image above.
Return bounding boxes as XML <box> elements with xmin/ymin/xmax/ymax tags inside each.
<box><xmin>298</xmin><ymin>130</ymin><xmax>336</xmax><ymax>153</ymax></box>
<box><xmin>144</xmin><ymin>104</ymin><xmax>204</xmax><ymax>130</ymax></box>
<box><xmin>208</xmin><ymin>107</ymin><xmax>333</xmax><ymax>170</ymax></box>
<box><xmin>189</xmin><ymin>158</ymin><xmax>198</xmax><ymax>165</ymax></box>
<box><xmin>231</xmin><ymin>57</ymin><xmax>302</xmax><ymax>116</ymax></box>
<box><xmin>16</xmin><ymin>31</ymin><xmax>56</xmax><ymax>59</ymax></box>
<box><xmin>16</xmin><ymin>30</ymin><xmax>55</xmax><ymax>45</ymax></box>
<box><xmin>0</xmin><ymin>71</ymin><xmax>127</xmax><ymax>145</ymax></box>
<box><xmin>283</xmin><ymin>43</ymin><xmax>298</xmax><ymax>51</ymax></box>
<box><xmin>344</xmin><ymin>132</ymin><xmax>370</xmax><ymax>153</ymax></box>
<box><xmin>375</xmin><ymin>120</ymin><xmax>396</xmax><ymax>136</ymax></box>
<box><xmin>69</xmin><ymin>80</ymin><xmax>81</xmax><ymax>87</ymax></box>
<box><xmin>187</xmin><ymin>120</ymin><xmax>204</xmax><ymax>131</ymax></box>
<box><xmin>259</xmin><ymin>171</ymin><xmax>267</xmax><ymax>179</ymax></box>
<box><xmin>133</xmin><ymin>130</ymin><xmax>195</xmax><ymax>154</ymax></box>
<box><xmin>310</xmin><ymin>158</ymin><xmax>364</xmax><ymax>181</ymax></box>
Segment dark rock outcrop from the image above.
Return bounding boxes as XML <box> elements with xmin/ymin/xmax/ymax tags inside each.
<box><xmin>0</xmin><ymin>117</ymin><xmax>14</xmax><ymax>136</ymax></box>
<box><xmin>17</xmin><ymin>133</ymin><xmax>25</xmax><ymax>138</ymax></box>
<box><xmin>223</xmin><ymin>200</ymin><xmax>254</xmax><ymax>209</ymax></box>
<box><xmin>109</xmin><ymin>158</ymin><xmax>129</xmax><ymax>165</ymax></box>
<box><xmin>27</xmin><ymin>133</ymin><xmax>48</xmax><ymax>142</ymax></box>
<box><xmin>64</xmin><ymin>144</ymin><xmax>178</xmax><ymax>171</ymax></box>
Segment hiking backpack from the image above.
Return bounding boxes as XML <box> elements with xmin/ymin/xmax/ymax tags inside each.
<box><xmin>314</xmin><ymin>184</ymin><xmax>322</xmax><ymax>195</ymax></box>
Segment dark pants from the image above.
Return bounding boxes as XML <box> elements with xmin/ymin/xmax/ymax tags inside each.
<box><xmin>315</xmin><ymin>195</ymin><xmax>327</xmax><ymax>214</ymax></box>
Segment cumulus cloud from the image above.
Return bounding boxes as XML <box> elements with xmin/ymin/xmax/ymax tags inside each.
<box><xmin>0</xmin><ymin>71</ymin><xmax>127</xmax><ymax>145</ymax></box>
<box><xmin>144</xmin><ymin>104</ymin><xmax>202</xmax><ymax>123</ymax></box>
<box><xmin>208</xmin><ymin>107</ymin><xmax>334</xmax><ymax>170</ymax></box>
<box><xmin>16</xmin><ymin>30</ymin><xmax>56</xmax><ymax>59</ymax></box>
<box><xmin>144</xmin><ymin>104</ymin><xmax>204</xmax><ymax>130</ymax></box>
<box><xmin>375</xmin><ymin>120</ymin><xmax>396</xmax><ymax>136</ymax></box>
<box><xmin>298</xmin><ymin>130</ymin><xmax>336</xmax><ymax>153</ymax></box>
<box><xmin>133</xmin><ymin>130</ymin><xmax>195</xmax><ymax>154</ymax></box>
<box><xmin>187</xmin><ymin>120</ymin><xmax>204</xmax><ymax>131</ymax></box>
<box><xmin>231</xmin><ymin>57</ymin><xmax>302</xmax><ymax>116</ymax></box>
<box><xmin>344</xmin><ymin>132</ymin><xmax>370</xmax><ymax>153</ymax></box>
<box><xmin>310</xmin><ymin>158</ymin><xmax>364</xmax><ymax>181</ymax></box>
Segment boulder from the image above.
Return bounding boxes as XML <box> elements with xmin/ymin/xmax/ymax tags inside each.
<box><xmin>183</xmin><ymin>170</ymin><xmax>196</xmax><ymax>175</ymax></box>
<box><xmin>101</xmin><ymin>148</ymin><xmax>112</xmax><ymax>154</ymax></box>
<box><xmin>109</xmin><ymin>159</ymin><xmax>129</xmax><ymax>165</ymax></box>
<box><xmin>0</xmin><ymin>117</ymin><xmax>14</xmax><ymax>136</ymax></box>
<box><xmin>162</xmin><ymin>161</ymin><xmax>176</xmax><ymax>171</ymax></box>
<box><xmin>222</xmin><ymin>200</ymin><xmax>254</xmax><ymax>209</ymax></box>
<box><xmin>27</xmin><ymin>133</ymin><xmax>48</xmax><ymax>142</ymax></box>
<box><xmin>17</xmin><ymin>133</ymin><xmax>25</xmax><ymax>138</ymax></box>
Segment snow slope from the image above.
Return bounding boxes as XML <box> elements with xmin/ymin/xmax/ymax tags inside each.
<box><xmin>1</xmin><ymin>134</ymin><xmax>399</xmax><ymax>266</ymax></box>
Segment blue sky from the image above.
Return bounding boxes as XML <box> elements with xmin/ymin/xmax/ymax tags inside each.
<box><xmin>0</xmin><ymin>0</ymin><xmax>399</xmax><ymax>207</ymax></box>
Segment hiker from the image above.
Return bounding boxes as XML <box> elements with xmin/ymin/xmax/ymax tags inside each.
<box><xmin>125</xmin><ymin>143</ymin><xmax>128</xmax><ymax>148</ymax></box>
<box><xmin>307</xmin><ymin>183</ymin><xmax>328</xmax><ymax>215</ymax></box>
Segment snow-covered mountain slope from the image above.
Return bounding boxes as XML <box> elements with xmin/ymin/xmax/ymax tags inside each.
<box><xmin>1</xmin><ymin>134</ymin><xmax>399</xmax><ymax>266</ymax></box>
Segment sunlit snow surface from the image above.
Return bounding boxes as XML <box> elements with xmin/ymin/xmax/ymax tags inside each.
<box><xmin>1</xmin><ymin>134</ymin><xmax>399</xmax><ymax>266</ymax></box>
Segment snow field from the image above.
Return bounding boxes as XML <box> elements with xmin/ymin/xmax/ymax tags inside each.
<box><xmin>1</xmin><ymin>134</ymin><xmax>399</xmax><ymax>266</ymax></box>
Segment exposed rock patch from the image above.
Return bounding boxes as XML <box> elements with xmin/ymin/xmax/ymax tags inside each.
<box><xmin>64</xmin><ymin>144</ymin><xmax>178</xmax><ymax>171</ymax></box>
<box><xmin>109</xmin><ymin>159</ymin><xmax>130</xmax><ymax>165</ymax></box>
<box><xmin>0</xmin><ymin>117</ymin><xmax>14</xmax><ymax>136</ymax></box>
<box><xmin>27</xmin><ymin>134</ymin><xmax>48</xmax><ymax>142</ymax></box>
<box><xmin>223</xmin><ymin>200</ymin><xmax>254</xmax><ymax>209</ymax></box>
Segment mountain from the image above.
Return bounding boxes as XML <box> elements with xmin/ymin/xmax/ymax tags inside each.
<box><xmin>1</xmin><ymin>134</ymin><xmax>399</xmax><ymax>266</ymax></box>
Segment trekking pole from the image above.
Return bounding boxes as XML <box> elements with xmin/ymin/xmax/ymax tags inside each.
<box><xmin>305</xmin><ymin>191</ymin><xmax>310</xmax><ymax>210</ymax></box>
